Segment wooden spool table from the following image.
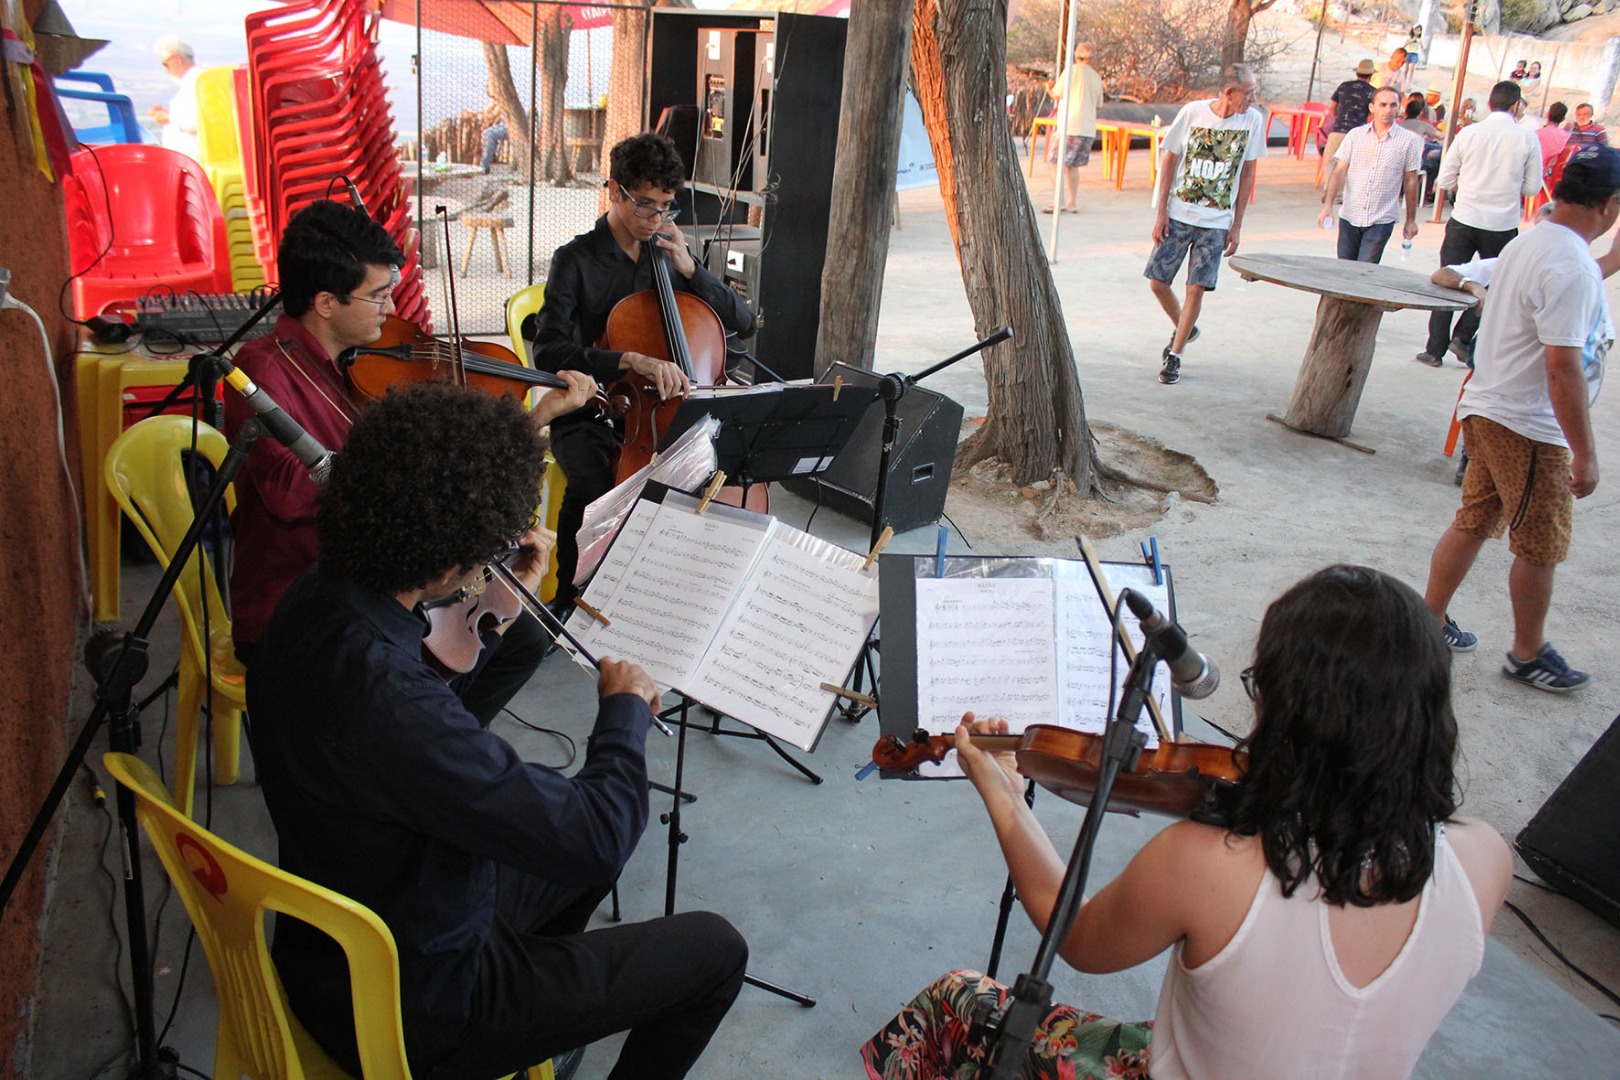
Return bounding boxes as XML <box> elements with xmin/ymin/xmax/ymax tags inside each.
<box><xmin>1228</xmin><ymin>253</ymin><xmax>1476</xmax><ymax>452</ymax></box>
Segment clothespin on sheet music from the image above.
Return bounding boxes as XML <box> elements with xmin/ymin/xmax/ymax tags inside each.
<box><xmin>1139</xmin><ymin>536</ymin><xmax>1163</xmax><ymax>586</ymax></box>
<box><xmin>572</xmin><ymin>596</ymin><xmax>611</xmax><ymax>627</ymax></box>
<box><xmin>862</xmin><ymin>525</ymin><xmax>894</xmax><ymax>572</ymax></box>
<box><xmin>696</xmin><ymin>471</ymin><xmax>727</xmax><ymax>514</ymax></box>
<box><xmin>934</xmin><ymin>523</ymin><xmax>949</xmax><ymax>578</ymax></box>
<box><xmin>832</xmin><ymin>375</ymin><xmax>843</xmax><ymax>402</ymax></box>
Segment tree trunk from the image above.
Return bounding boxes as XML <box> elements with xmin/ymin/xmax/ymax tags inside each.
<box><xmin>534</xmin><ymin>7</ymin><xmax>575</xmax><ymax>185</ymax></box>
<box><xmin>911</xmin><ymin>0</ymin><xmax>1100</xmax><ymax>492</ymax></box>
<box><xmin>1223</xmin><ymin>0</ymin><xmax>1251</xmax><ymax>65</ymax></box>
<box><xmin>482</xmin><ymin>43</ymin><xmax>532</xmax><ymax>181</ymax></box>
<box><xmin>813</xmin><ymin>0</ymin><xmax>913</xmax><ymax>377</ymax></box>
<box><xmin>602</xmin><ymin>1</ymin><xmax>654</xmax><ymax>205</ymax></box>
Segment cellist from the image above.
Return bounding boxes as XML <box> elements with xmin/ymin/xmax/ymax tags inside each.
<box><xmin>525</xmin><ymin>133</ymin><xmax>757</xmax><ymax>609</ymax></box>
<box><xmin>225</xmin><ymin>200</ymin><xmax>597</xmax><ymax>724</ymax></box>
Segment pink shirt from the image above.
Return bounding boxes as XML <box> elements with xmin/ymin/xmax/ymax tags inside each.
<box><xmin>1539</xmin><ymin>124</ymin><xmax>1571</xmax><ymax>172</ymax></box>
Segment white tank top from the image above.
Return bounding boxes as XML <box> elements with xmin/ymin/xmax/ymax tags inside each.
<box><xmin>1150</xmin><ymin>827</ymin><xmax>1484</xmax><ymax>1080</ymax></box>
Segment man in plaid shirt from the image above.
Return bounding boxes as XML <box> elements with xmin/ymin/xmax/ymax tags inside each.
<box><xmin>1318</xmin><ymin>86</ymin><xmax>1424</xmax><ymax>262</ymax></box>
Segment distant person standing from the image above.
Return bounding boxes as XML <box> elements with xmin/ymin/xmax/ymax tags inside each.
<box><xmin>1375</xmin><ymin>48</ymin><xmax>1413</xmax><ymax>97</ymax></box>
<box><xmin>1321</xmin><ymin>59</ymin><xmax>1379</xmax><ymax>185</ymax></box>
<box><xmin>1423</xmin><ymin>145</ymin><xmax>1620</xmax><ymax>693</ymax></box>
<box><xmin>1420</xmin><ymin>81</ymin><xmax>1542</xmax><ymax>368</ymax></box>
<box><xmin>1318</xmin><ymin>87</ymin><xmax>1423</xmax><ymax>262</ymax></box>
<box><xmin>148</xmin><ymin>36</ymin><xmax>200</xmax><ymax>161</ymax></box>
<box><xmin>1044</xmin><ymin>42</ymin><xmax>1105</xmax><ymax>215</ymax></box>
<box><xmin>1144</xmin><ymin>63</ymin><xmax>1265</xmax><ymax>385</ymax></box>
<box><xmin>1567</xmin><ymin>103</ymin><xmax>1609</xmax><ymax>148</ymax></box>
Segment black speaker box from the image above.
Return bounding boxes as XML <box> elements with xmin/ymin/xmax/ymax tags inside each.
<box><xmin>1515</xmin><ymin>713</ymin><xmax>1620</xmax><ymax>930</ymax></box>
<box><xmin>782</xmin><ymin>363</ymin><xmax>964</xmax><ymax>534</ymax></box>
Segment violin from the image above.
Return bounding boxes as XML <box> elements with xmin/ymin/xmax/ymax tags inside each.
<box><xmin>870</xmin><ymin>725</ymin><xmax>1245</xmax><ymax>823</ymax></box>
<box><xmin>599</xmin><ymin>232</ymin><xmax>766</xmax><ymax>511</ymax></box>
<box><xmin>421</xmin><ymin>554</ymin><xmax>522</xmax><ymax>677</ymax></box>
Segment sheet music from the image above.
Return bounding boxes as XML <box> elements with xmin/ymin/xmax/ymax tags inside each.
<box><xmin>571</xmin><ymin>502</ymin><xmax>770</xmax><ymax>691</ymax></box>
<box><xmin>915</xmin><ymin>577</ymin><xmax>1059</xmax><ymax>732</ymax></box>
<box><xmin>1053</xmin><ymin>562</ymin><xmax>1171</xmax><ymax>744</ymax></box>
<box><xmin>689</xmin><ymin>527</ymin><xmax>879</xmax><ymax>752</ymax></box>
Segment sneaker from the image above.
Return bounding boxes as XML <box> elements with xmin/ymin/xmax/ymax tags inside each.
<box><xmin>1166</xmin><ymin>325</ymin><xmax>1200</xmax><ymax>353</ymax></box>
<box><xmin>1159</xmin><ymin>351</ymin><xmax>1182</xmax><ymax>384</ymax></box>
<box><xmin>1441</xmin><ymin>616</ymin><xmax>1477</xmax><ymax>652</ymax></box>
<box><xmin>1447</xmin><ymin>338</ymin><xmax>1474</xmax><ymax>368</ymax></box>
<box><xmin>1503</xmin><ymin>644</ymin><xmax>1590</xmax><ymax>692</ymax></box>
<box><xmin>1415</xmin><ymin>351</ymin><xmax>1443</xmax><ymax>367</ymax></box>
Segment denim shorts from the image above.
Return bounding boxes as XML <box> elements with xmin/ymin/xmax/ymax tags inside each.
<box><xmin>1143</xmin><ymin>218</ymin><xmax>1228</xmax><ymax>290</ymax></box>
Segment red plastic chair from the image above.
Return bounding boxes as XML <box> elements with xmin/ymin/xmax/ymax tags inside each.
<box><xmin>63</xmin><ymin>145</ymin><xmax>233</xmax><ymax>318</ymax></box>
<box><xmin>1529</xmin><ymin>142</ymin><xmax>1577</xmax><ymax>219</ymax></box>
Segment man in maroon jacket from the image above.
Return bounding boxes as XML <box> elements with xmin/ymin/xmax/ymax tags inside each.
<box><xmin>224</xmin><ymin>201</ymin><xmax>595</xmax><ymax>722</ymax></box>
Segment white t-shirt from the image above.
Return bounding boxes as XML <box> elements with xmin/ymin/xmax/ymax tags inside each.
<box><xmin>1051</xmin><ymin>62</ymin><xmax>1103</xmax><ymax>139</ymax></box>
<box><xmin>162</xmin><ymin>66</ymin><xmax>202</xmax><ymax>162</ymax></box>
<box><xmin>1459</xmin><ymin>221</ymin><xmax>1610</xmax><ymax>446</ymax></box>
<box><xmin>1162</xmin><ymin>99</ymin><xmax>1267</xmax><ymax>230</ymax></box>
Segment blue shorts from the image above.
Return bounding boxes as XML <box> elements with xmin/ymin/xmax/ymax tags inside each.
<box><xmin>1143</xmin><ymin>218</ymin><xmax>1228</xmax><ymax>291</ymax></box>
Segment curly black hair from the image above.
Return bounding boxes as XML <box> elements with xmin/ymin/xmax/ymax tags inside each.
<box><xmin>317</xmin><ymin>382</ymin><xmax>547</xmax><ymax>595</ymax></box>
<box><xmin>277</xmin><ymin>200</ymin><xmax>405</xmax><ymax>318</ymax></box>
<box><xmin>609</xmin><ymin>132</ymin><xmax>686</xmax><ymax>194</ymax></box>
<box><xmin>1223</xmin><ymin>565</ymin><xmax>1459</xmax><ymax>907</ymax></box>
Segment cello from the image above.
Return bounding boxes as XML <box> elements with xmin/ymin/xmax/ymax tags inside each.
<box><xmin>600</xmin><ymin>232</ymin><xmax>768</xmax><ymax>511</ymax></box>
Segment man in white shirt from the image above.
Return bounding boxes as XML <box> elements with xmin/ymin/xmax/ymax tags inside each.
<box><xmin>1044</xmin><ymin>42</ymin><xmax>1105</xmax><ymax>215</ymax></box>
<box><xmin>1423</xmin><ymin>145</ymin><xmax>1620</xmax><ymax>693</ymax></box>
<box><xmin>1318</xmin><ymin>87</ymin><xmax>1423</xmax><ymax>262</ymax></box>
<box><xmin>1143</xmin><ymin>64</ymin><xmax>1266</xmax><ymax>385</ymax></box>
<box><xmin>148</xmin><ymin>36</ymin><xmax>201</xmax><ymax>162</ymax></box>
<box><xmin>1374</xmin><ymin>47</ymin><xmax>1412</xmax><ymax>96</ymax></box>
<box><xmin>1421</xmin><ymin>80</ymin><xmax>1543</xmax><ymax>366</ymax></box>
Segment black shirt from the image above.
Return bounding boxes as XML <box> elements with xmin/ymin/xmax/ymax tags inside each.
<box><xmin>527</xmin><ymin>215</ymin><xmax>757</xmax><ymax>395</ymax></box>
<box><xmin>247</xmin><ymin>567</ymin><xmax>651</xmax><ymax>1068</ymax></box>
<box><xmin>1332</xmin><ymin>78</ymin><xmax>1377</xmax><ymax>133</ymax></box>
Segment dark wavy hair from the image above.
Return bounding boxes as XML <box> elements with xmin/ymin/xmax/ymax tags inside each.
<box><xmin>609</xmin><ymin>132</ymin><xmax>686</xmax><ymax>194</ymax></box>
<box><xmin>317</xmin><ymin>383</ymin><xmax>547</xmax><ymax>595</ymax></box>
<box><xmin>277</xmin><ymin>200</ymin><xmax>404</xmax><ymax>318</ymax></box>
<box><xmin>1223</xmin><ymin>565</ymin><xmax>1459</xmax><ymax>906</ymax></box>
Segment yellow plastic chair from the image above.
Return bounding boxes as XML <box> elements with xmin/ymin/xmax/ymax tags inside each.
<box><xmin>104</xmin><ymin>415</ymin><xmax>244</xmax><ymax>819</ymax></box>
<box><xmin>504</xmin><ymin>281</ymin><xmax>546</xmax><ymax>366</ymax></box>
<box><xmin>102</xmin><ymin>752</ymin><xmax>555</xmax><ymax>1080</ymax></box>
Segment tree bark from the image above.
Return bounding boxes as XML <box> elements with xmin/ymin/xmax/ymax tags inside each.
<box><xmin>911</xmin><ymin>0</ymin><xmax>1100</xmax><ymax>492</ymax></box>
<box><xmin>483</xmin><ymin>43</ymin><xmax>532</xmax><ymax>181</ymax></box>
<box><xmin>1223</xmin><ymin>0</ymin><xmax>1277</xmax><ymax>66</ymax></box>
<box><xmin>534</xmin><ymin>7</ymin><xmax>576</xmax><ymax>185</ymax></box>
<box><xmin>813</xmin><ymin>0</ymin><xmax>914</xmax><ymax>377</ymax></box>
<box><xmin>602</xmin><ymin>1</ymin><xmax>654</xmax><ymax>204</ymax></box>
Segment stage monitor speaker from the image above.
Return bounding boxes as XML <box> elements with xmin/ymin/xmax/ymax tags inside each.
<box><xmin>1515</xmin><ymin>713</ymin><xmax>1620</xmax><ymax>931</ymax></box>
<box><xmin>655</xmin><ymin>105</ymin><xmax>701</xmax><ymax>180</ymax></box>
<box><xmin>782</xmin><ymin>363</ymin><xmax>963</xmax><ymax>534</ymax></box>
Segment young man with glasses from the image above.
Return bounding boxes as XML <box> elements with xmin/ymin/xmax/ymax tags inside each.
<box><xmin>224</xmin><ymin>200</ymin><xmax>596</xmax><ymax>722</ymax></box>
<box><xmin>527</xmin><ymin>132</ymin><xmax>757</xmax><ymax>608</ymax></box>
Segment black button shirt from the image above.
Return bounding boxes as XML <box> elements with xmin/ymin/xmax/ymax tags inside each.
<box><xmin>248</xmin><ymin>567</ymin><xmax>651</xmax><ymax>1067</ymax></box>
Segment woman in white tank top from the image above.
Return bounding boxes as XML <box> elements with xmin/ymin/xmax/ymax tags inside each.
<box><xmin>861</xmin><ymin>565</ymin><xmax>1512</xmax><ymax>1079</ymax></box>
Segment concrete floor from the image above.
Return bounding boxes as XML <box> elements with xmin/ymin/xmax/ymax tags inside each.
<box><xmin>28</xmin><ymin>148</ymin><xmax>1620</xmax><ymax>1076</ymax></box>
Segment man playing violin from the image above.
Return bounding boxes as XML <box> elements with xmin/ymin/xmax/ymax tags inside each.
<box><xmin>225</xmin><ymin>199</ymin><xmax>597</xmax><ymax>724</ymax></box>
<box><xmin>526</xmin><ymin>132</ymin><xmax>757</xmax><ymax>607</ymax></box>
<box><xmin>248</xmin><ymin>381</ymin><xmax>747</xmax><ymax>1079</ymax></box>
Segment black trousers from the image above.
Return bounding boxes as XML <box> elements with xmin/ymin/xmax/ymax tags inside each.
<box><xmin>1427</xmin><ymin>218</ymin><xmax>1517</xmax><ymax>355</ymax></box>
<box><xmin>424</xmin><ymin>869</ymin><xmax>748</xmax><ymax>1079</ymax></box>
<box><xmin>549</xmin><ymin>419</ymin><xmax>622</xmax><ymax>607</ymax></box>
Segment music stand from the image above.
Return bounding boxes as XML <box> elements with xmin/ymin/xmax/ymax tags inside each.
<box><xmin>660</xmin><ymin>383</ymin><xmax>878</xmax><ymax>487</ymax></box>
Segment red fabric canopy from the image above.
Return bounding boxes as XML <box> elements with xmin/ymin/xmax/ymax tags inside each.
<box><xmin>375</xmin><ymin>0</ymin><xmax>614</xmax><ymax>45</ymax></box>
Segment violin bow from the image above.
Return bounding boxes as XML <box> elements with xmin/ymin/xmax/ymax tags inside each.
<box><xmin>435</xmin><ymin>205</ymin><xmax>467</xmax><ymax>387</ymax></box>
<box><xmin>1076</xmin><ymin>534</ymin><xmax>1173</xmax><ymax>742</ymax></box>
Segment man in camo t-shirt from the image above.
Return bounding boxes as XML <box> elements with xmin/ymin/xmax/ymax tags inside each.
<box><xmin>1143</xmin><ymin>63</ymin><xmax>1267</xmax><ymax>385</ymax></box>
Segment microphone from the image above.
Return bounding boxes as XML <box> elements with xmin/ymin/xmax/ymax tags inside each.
<box><xmin>217</xmin><ymin>365</ymin><xmax>334</xmax><ymax>485</ymax></box>
<box><xmin>341</xmin><ymin>175</ymin><xmax>368</xmax><ymax>217</ymax></box>
<box><xmin>1121</xmin><ymin>589</ymin><xmax>1220</xmax><ymax>700</ymax></box>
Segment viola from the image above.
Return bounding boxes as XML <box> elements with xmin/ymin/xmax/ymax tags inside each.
<box><xmin>599</xmin><ymin>233</ymin><xmax>766</xmax><ymax>511</ymax></box>
<box><xmin>870</xmin><ymin>725</ymin><xmax>1245</xmax><ymax>823</ymax></box>
<box><xmin>421</xmin><ymin>556</ymin><xmax>523</xmax><ymax>677</ymax></box>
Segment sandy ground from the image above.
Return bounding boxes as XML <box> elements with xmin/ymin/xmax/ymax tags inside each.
<box><xmin>874</xmin><ymin>129</ymin><xmax>1620</xmax><ymax>1020</ymax></box>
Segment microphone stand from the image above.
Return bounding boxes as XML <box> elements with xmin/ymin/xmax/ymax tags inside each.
<box><xmin>837</xmin><ymin>327</ymin><xmax>1013</xmax><ymax>723</ymax></box>
<box><xmin>0</xmin><ymin>289</ymin><xmax>284</xmax><ymax>1078</ymax></box>
<box><xmin>975</xmin><ymin>631</ymin><xmax>1163</xmax><ymax>1080</ymax></box>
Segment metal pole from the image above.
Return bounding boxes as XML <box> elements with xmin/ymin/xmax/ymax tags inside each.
<box><xmin>1306</xmin><ymin>0</ymin><xmax>1328</xmax><ymax>103</ymax></box>
<box><xmin>1046</xmin><ymin>0</ymin><xmax>1083</xmax><ymax>261</ymax></box>
<box><xmin>528</xmin><ymin>1</ymin><xmax>540</xmax><ymax>283</ymax></box>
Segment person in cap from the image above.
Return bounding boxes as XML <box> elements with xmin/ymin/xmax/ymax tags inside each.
<box><xmin>1423</xmin><ymin>143</ymin><xmax>1620</xmax><ymax>692</ymax></box>
<box><xmin>149</xmin><ymin>36</ymin><xmax>201</xmax><ymax>161</ymax></box>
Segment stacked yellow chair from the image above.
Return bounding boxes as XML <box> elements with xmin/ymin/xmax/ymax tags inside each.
<box><xmin>195</xmin><ymin>65</ymin><xmax>267</xmax><ymax>292</ymax></box>
<box><xmin>506</xmin><ymin>283</ymin><xmax>566</xmax><ymax>603</ymax></box>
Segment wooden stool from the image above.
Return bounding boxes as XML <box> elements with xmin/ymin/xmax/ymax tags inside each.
<box><xmin>566</xmin><ymin>137</ymin><xmax>602</xmax><ymax>173</ymax></box>
<box><xmin>461</xmin><ymin>215</ymin><xmax>513</xmax><ymax>278</ymax></box>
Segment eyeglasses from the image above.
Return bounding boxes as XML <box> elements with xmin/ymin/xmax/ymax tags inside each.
<box><xmin>616</xmin><ymin>183</ymin><xmax>680</xmax><ymax>221</ymax></box>
<box><xmin>1240</xmin><ymin>666</ymin><xmax>1259</xmax><ymax>701</ymax></box>
<box><xmin>345</xmin><ymin>291</ymin><xmax>394</xmax><ymax>310</ymax></box>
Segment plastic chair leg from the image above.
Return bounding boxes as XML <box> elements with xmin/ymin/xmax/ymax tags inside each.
<box><xmin>175</xmin><ymin>663</ymin><xmax>203</xmax><ymax>819</ymax></box>
<box><xmin>211</xmin><ymin>695</ymin><xmax>244</xmax><ymax>788</ymax></box>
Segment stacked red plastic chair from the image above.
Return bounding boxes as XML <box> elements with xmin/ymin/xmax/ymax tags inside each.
<box><xmin>240</xmin><ymin>0</ymin><xmax>428</xmax><ymax>326</ymax></box>
<box><xmin>63</xmin><ymin>144</ymin><xmax>234</xmax><ymax>319</ymax></box>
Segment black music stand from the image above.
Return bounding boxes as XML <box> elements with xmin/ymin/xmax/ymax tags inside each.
<box><xmin>660</xmin><ymin>383</ymin><xmax>878</xmax><ymax>488</ymax></box>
